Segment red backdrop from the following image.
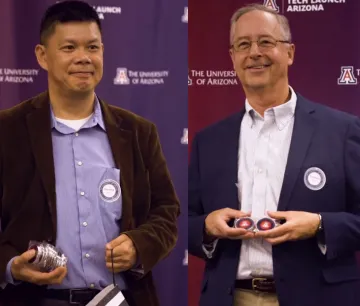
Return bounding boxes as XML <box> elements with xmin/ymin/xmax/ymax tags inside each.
<box><xmin>188</xmin><ymin>0</ymin><xmax>360</xmax><ymax>305</ymax></box>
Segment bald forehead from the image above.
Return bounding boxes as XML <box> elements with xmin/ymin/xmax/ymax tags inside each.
<box><xmin>231</xmin><ymin>10</ymin><xmax>284</xmax><ymax>43</ymax></box>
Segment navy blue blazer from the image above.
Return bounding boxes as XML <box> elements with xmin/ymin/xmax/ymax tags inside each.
<box><xmin>188</xmin><ymin>94</ymin><xmax>360</xmax><ymax>306</ymax></box>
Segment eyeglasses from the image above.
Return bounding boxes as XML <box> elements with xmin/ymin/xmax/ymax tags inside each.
<box><xmin>230</xmin><ymin>37</ymin><xmax>291</xmax><ymax>53</ymax></box>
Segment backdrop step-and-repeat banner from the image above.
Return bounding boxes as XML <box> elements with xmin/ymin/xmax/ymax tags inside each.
<box><xmin>0</xmin><ymin>1</ymin><xmax>188</xmax><ymax>306</ymax></box>
<box><xmin>189</xmin><ymin>0</ymin><xmax>360</xmax><ymax>305</ymax></box>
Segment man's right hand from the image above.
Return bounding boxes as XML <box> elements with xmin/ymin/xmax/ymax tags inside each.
<box><xmin>10</xmin><ymin>249</ymin><xmax>67</xmax><ymax>285</ymax></box>
<box><xmin>204</xmin><ymin>208</ymin><xmax>255</xmax><ymax>240</ymax></box>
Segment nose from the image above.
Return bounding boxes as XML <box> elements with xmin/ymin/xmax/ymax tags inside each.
<box><xmin>74</xmin><ymin>49</ymin><xmax>92</xmax><ymax>64</ymax></box>
<box><xmin>248</xmin><ymin>41</ymin><xmax>262</xmax><ymax>58</ymax></box>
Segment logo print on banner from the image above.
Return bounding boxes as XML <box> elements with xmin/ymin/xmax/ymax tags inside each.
<box><xmin>181</xmin><ymin>7</ymin><xmax>188</xmax><ymax>23</ymax></box>
<box><xmin>286</xmin><ymin>1</ymin><xmax>346</xmax><ymax>12</ymax></box>
<box><xmin>0</xmin><ymin>68</ymin><xmax>39</xmax><ymax>83</ymax></box>
<box><xmin>183</xmin><ymin>250</ymin><xmax>188</xmax><ymax>266</ymax></box>
<box><xmin>93</xmin><ymin>6</ymin><xmax>121</xmax><ymax>19</ymax></box>
<box><xmin>188</xmin><ymin>75</ymin><xmax>192</xmax><ymax>85</ymax></box>
<box><xmin>338</xmin><ymin>66</ymin><xmax>358</xmax><ymax>85</ymax></box>
<box><xmin>114</xmin><ymin>68</ymin><xmax>169</xmax><ymax>85</ymax></box>
<box><xmin>181</xmin><ymin>128</ymin><xmax>188</xmax><ymax>145</ymax></box>
<box><xmin>189</xmin><ymin>69</ymin><xmax>238</xmax><ymax>86</ymax></box>
<box><xmin>114</xmin><ymin>68</ymin><xmax>130</xmax><ymax>85</ymax></box>
<box><xmin>263</xmin><ymin>0</ymin><xmax>279</xmax><ymax>12</ymax></box>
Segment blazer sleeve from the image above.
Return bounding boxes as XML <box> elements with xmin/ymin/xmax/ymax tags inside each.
<box><xmin>0</xmin><ymin>121</ymin><xmax>20</xmax><ymax>283</ymax></box>
<box><xmin>321</xmin><ymin>117</ymin><xmax>360</xmax><ymax>260</ymax></box>
<box><xmin>188</xmin><ymin>134</ymin><xmax>210</xmax><ymax>260</ymax></box>
<box><xmin>123</xmin><ymin>123</ymin><xmax>180</xmax><ymax>276</ymax></box>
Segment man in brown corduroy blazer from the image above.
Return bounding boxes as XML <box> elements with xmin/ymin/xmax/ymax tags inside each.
<box><xmin>0</xmin><ymin>1</ymin><xmax>180</xmax><ymax>306</ymax></box>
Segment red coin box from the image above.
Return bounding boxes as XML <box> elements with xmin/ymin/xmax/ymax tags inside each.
<box><xmin>234</xmin><ymin>217</ymin><xmax>255</xmax><ymax>231</ymax></box>
<box><xmin>256</xmin><ymin>217</ymin><xmax>276</xmax><ymax>231</ymax></box>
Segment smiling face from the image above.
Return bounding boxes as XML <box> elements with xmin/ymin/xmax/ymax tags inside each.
<box><xmin>229</xmin><ymin>10</ymin><xmax>294</xmax><ymax>92</ymax></box>
<box><xmin>35</xmin><ymin>21</ymin><xmax>103</xmax><ymax>96</ymax></box>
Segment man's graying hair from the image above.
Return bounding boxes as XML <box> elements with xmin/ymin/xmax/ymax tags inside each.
<box><xmin>230</xmin><ymin>4</ymin><xmax>292</xmax><ymax>44</ymax></box>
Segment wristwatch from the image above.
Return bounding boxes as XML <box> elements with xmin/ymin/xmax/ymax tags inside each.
<box><xmin>317</xmin><ymin>213</ymin><xmax>323</xmax><ymax>231</ymax></box>
<box><xmin>316</xmin><ymin>213</ymin><xmax>325</xmax><ymax>244</ymax></box>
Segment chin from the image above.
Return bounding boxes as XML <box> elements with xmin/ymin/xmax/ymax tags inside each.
<box><xmin>68</xmin><ymin>87</ymin><xmax>93</xmax><ymax>95</ymax></box>
<box><xmin>74</xmin><ymin>83</ymin><xmax>94</xmax><ymax>91</ymax></box>
<box><xmin>245</xmin><ymin>82</ymin><xmax>268</xmax><ymax>90</ymax></box>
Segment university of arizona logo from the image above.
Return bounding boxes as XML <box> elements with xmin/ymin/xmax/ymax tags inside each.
<box><xmin>263</xmin><ymin>0</ymin><xmax>279</xmax><ymax>12</ymax></box>
<box><xmin>181</xmin><ymin>7</ymin><xmax>188</xmax><ymax>23</ymax></box>
<box><xmin>181</xmin><ymin>128</ymin><xmax>188</xmax><ymax>145</ymax></box>
<box><xmin>114</xmin><ymin>68</ymin><xmax>130</xmax><ymax>85</ymax></box>
<box><xmin>183</xmin><ymin>249</ymin><xmax>188</xmax><ymax>266</ymax></box>
<box><xmin>337</xmin><ymin>66</ymin><xmax>358</xmax><ymax>85</ymax></box>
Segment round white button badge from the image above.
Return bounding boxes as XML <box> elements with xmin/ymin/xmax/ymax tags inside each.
<box><xmin>304</xmin><ymin>167</ymin><xmax>326</xmax><ymax>191</ymax></box>
<box><xmin>99</xmin><ymin>179</ymin><xmax>121</xmax><ymax>202</ymax></box>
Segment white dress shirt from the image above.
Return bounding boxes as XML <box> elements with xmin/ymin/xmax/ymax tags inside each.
<box><xmin>235</xmin><ymin>87</ymin><xmax>296</xmax><ymax>279</ymax></box>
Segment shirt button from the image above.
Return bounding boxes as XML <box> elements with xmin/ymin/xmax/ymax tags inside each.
<box><xmin>80</xmin><ymin>191</ymin><xmax>85</xmax><ymax>196</ymax></box>
<box><xmin>77</xmin><ymin>161</ymin><xmax>83</xmax><ymax>166</ymax></box>
<box><xmin>75</xmin><ymin>133</ymin><xmax>79</xmax><ymax>137</ymax></box>
<box><xmin>85</xmin><ymin>253</ymin><xmax>90</xmax><ymax>258</ymax></box>
<box><xmin>82</xmin><ymin>221</ymin><xmax>88</xmax><ymax>227</ymax></box>
<box><xmin>90</xmin><ymin>284</ymin><xmax>95</xmax><ymax>288</ymax></box>
<box><xmin>258</xmin><ymin>168</ymin><xmax>263</xmax><ymax>173</ymax></box>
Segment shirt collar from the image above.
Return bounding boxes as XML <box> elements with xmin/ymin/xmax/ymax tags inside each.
<box><xmin>92</xmin><ymin>95</ymin><xmax>106</xmax><ymax>131</ymax></box>
<box><xmin>244</xmin><ymin>86</ymin><xmax>297</xmax><ymax>130</ymax></box>
<box><xmin>50</xmin><ymin>94</ymin><xmax>106</xmax><ymax>131</ymax></box>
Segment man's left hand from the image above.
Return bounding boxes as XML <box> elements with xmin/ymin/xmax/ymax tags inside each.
<box><xmin>254</xmin><ymin>211</ymin><xmax>320</xmax><ymax>245</ymax></box>
<box><xmin>105</xmin><ymin>234</ymin><xmax>137</xmax><ymax>273</ymax></box>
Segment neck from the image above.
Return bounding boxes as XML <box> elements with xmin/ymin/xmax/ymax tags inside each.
<box><xmin>49</xmin><ymin>85</ymin><xmax>95</xmax><ymax>120</ymax></box>
<box><xmin>244</xmin><ymin>81</ymin><xmax>290</xmax><ymax>117</ymax></box>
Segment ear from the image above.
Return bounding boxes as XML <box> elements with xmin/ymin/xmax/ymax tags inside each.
<box><xmin>287</xmin><ymin>43</ymin><xmax>295</xmax><ymax>66</ymax></box>
<box><xmin>35</xmin><ymin>44</ymin><xmax>48</xmax><ymax>71</ymax></box>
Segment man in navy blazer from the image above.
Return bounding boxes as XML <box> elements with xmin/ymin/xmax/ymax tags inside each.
<box><xmin>188</xmin><ymin>4</ymin><xmax>360</xmax><ymax>306</ymax></box>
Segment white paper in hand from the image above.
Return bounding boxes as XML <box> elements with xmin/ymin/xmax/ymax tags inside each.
<box><xmin>86</xmin><ymin>284</ymin><xmax>129</xmax><ymax>306</ymax></box>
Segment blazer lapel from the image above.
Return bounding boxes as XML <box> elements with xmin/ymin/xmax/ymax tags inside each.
<box><xmin>100</xmin><ymin>101</ymin><xmax>134</xmax><ymax>231</ymax></box>
<box><xmin>221</xmin><ymin>110</ymin><xmax>245</xmax><ymax>210</ymax></box>
<box><xmin>26</xmin><ymin>92</ymin><xmax>57</xmax><ymax>234</ymax></box>
<box><xmin>277</xmin><ymin>96</ymin><xmax>317</xmax><ymax>211</ymax></box>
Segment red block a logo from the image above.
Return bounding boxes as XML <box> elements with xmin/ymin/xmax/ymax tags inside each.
<box><xmin>338</xmin><ymin>66</ymin><xmax>358</xmax><ymax>85</ymax></box>
<box><xmin>263</xmin><ymin>0</ymin><xmax>280</xmax><ymax>12</ymax></box>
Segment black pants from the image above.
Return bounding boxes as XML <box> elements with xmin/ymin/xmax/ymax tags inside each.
<box><xmin>0</xmin><ymin>283</ymin><xmax>137</xmax><ymax>306</ymax></box>
<box><xmin>0</xmin><ymin>297</ymin><xmax>84</xmax><ymax>306</ymax></box>
<box><xmin>0</xmin><ymin>284</ymin><xmax>88</xmax><ymax>306</ymax></box>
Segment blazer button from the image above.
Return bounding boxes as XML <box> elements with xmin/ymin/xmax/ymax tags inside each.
<box><xmin>227</xmin><ymin>287</ymin><xmax>233</xmax><ymax>295</ymax></box>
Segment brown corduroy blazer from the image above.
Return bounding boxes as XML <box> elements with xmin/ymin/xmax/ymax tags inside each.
<box><xmin>0</xmin><ymin>91</ymin><xmax>180</xmax><ymax>306</ymax></box>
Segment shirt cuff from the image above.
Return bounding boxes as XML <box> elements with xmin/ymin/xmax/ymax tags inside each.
<box><xmin>202</xmin><ymin>239</ymin><xmax>219</xmax><ymax>259</ymax></box>
<box><xmin>318</xmin><ymin>242</ymin><xmax>327</xmax><ymax>255</ymax></box>
<box><xmin>129</xmin><ymin>266</ymin><xmax>145</xmax><ymax>275</ymax></box>
<box><xmin>3</xmin><ymin>257</ymin><xmax>21</xmax><ymax>287</ymax></box>
<box><xmin>129</xmin><ymin>256</ymin><xmax>144</xmax><ymax>275</ymax></box>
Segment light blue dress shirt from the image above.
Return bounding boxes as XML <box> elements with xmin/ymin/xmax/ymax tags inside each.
<box><xmin>4</xmin><ymin>97</ymin><xmax>127</xmax><ymax>290</ymax></box>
